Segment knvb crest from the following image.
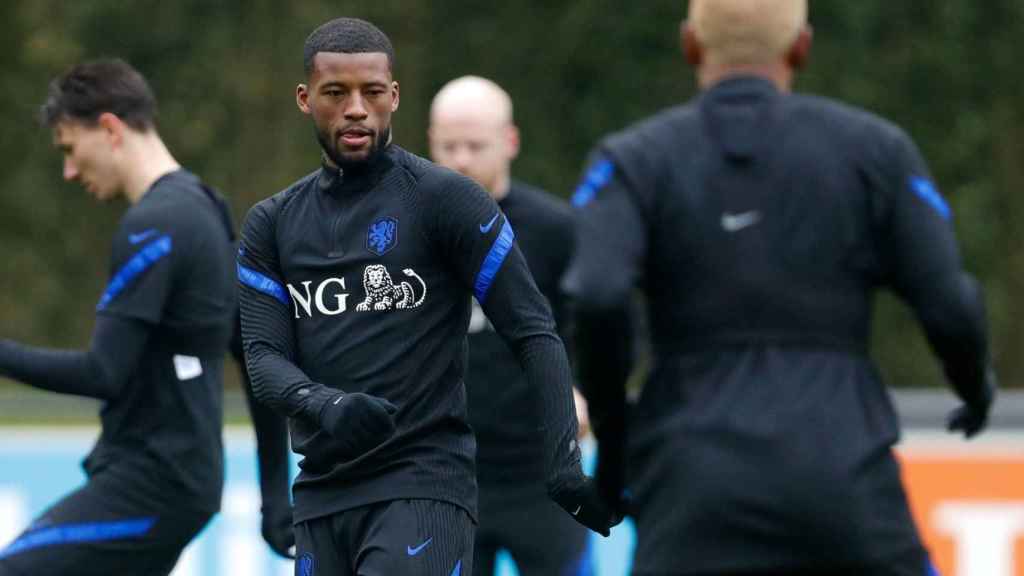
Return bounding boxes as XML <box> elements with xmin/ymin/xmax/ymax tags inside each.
<box><xmin>297</xmin><ymin>553</ymin><xmax>314</xmax><ymax>576</ymax></box>
<box><xmin>367</xmin><ymin>217</ymin><xmax>398</xmax><ymax>256</ymax></box>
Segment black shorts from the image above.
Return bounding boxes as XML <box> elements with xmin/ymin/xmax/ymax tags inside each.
<box><xmin>294</xmin><ymin>499</ymin><xmax>474</xmax><ymax>576</ymax></box>
<box><xmin>0</xmin><ymin>475</ymin><xmax>212</xmax><ymax>576</ymax></box>
<box><xmin>627</xmin><ymin>428</ymin><xmax>927</xmax><ymax>575</ymax></box>
<box><xmin>473</xmin><ymin>485</ymin><xmax>590</xmax><ymax>576</ymax></box>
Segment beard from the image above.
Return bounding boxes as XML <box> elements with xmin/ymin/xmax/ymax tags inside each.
<box><xmin>315</xmin><ymin>124</ymin><xmax>391</xmax><ymax>171</ymax></box>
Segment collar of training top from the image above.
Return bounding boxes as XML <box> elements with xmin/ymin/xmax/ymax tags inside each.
<box><xmin>704</xmin><ymin>74</ymin><xmax>779</xmax><ymax>98</ymax></box>
<box><xmin>699</xmin><ymin>75</ymin><xmax>781</xmax><ymax>161</ymax></box>
<box><xmin>317</xmin><ymin>144</ymin><xmax>396</xmax><ymax>194</ymax></box>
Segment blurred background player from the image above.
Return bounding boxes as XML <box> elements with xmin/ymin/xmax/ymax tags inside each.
<box><xmin>0</xmin><ymin>58</ymin><xmax>294</xmax><ymax>575</ymax></box>
<box><xmin>564</xmin><ymin>0</ymin><xmax>996</xmax><ymax>575</ymax></box>
<box><xmin>238</xmin><ymin>17</ymin><xmax>615</xmax><ymax>576</ymax></box>
<box><xmin>0</xmin><ymin>58</ymin><xmax>232</xmax><ymax>575</ymax></box>
<box><xmin>429</xmin><ymin>75</ymin><xmax>593</xmax><ymax>576</ymax></box>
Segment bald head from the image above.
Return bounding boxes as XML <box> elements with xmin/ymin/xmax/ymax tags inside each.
<box><xmin>429</xmin><ymin>76</ymin><xmax>520</xmax><ymax>200</ymax></box>
<box><xmin>430</xmin><ymin>75</ymin><xmax>514</xmax><ymax>128</ymax></box>
<box><xmin>688</xmin><ymin>0</ymin><xmax>808</xmax><ymax>69</ymax></box>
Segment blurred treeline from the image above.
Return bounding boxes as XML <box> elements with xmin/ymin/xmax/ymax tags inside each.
<box><xmin>0</xmin><ymin>1</ymin><xmax>1020</xmax><ymax>390</ymax></box>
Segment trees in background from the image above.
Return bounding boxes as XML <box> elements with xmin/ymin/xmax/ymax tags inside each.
<box><xmin>1</xmin><ymin>1</ymin><xmax>1020</xmax><ymax>388</ymax></box>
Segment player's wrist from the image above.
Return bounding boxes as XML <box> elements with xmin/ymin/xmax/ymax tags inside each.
<box><xmin>979</xmin><ymin>367</ymin><xmax>998</xmax><ymax>408</ymax></box>
<box><xmin>303</xmin><ymin>385</ymin><xmax>343</xmax><ymax>428</ymax></box>
<box><xmin>961</xmin><ymin>365</ymin><xmax>997</xmax><ymax>412</ymax></box>
<box><xmin>545</xmin><ymin>460</ymin><xmax>586</xmax><ymax>499</ymax></box>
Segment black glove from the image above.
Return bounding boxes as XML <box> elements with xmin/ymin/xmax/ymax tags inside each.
<box><xmin>318</xmin><ymin>390</ymin><xmax>398</xmax><ymax>457</ymax></box>
<box><xmin>261</xmin><ymin>504</ymin><xmax>295</xmax><ymax>559</ymax></box>
<box><xmin>550</xmin><ymin>472</ymin><xmax>621</xmax><ymax>537</ymax></box>
<box><xmin>947</xmin><ymin>368</ymin><xmax>997</xmax><ymax>439</ymax></box>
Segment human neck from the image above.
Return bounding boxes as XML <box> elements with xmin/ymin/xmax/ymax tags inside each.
<box><xmin>488</xmin><ymin>172</ymin><xmax>511</xmax><ymax>202</ymax></box>
<box><xmin>122</xmin><ymin>130</ymin><xmax>181</xmax><ymax>204</ymax></box>
<box><xmin>698</xmin><ymin>62</ymin><xmax>794</xmax><ymax>92</ymax></box>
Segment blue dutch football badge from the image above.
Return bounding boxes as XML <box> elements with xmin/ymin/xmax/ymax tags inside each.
<box><xmin>297</xmin><ymin>553</ymin><xmax>314</xmax><ymax>576</ymax></box>
<box><xmin>367</xmin><ymin>216</ymin><xmax>399</xmax><ymax>256</ymax></box>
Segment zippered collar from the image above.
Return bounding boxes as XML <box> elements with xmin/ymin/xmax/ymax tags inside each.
<box><xmin>317</xmin><ymin>145</ymin><xmax>397</xmax><ymax>195</ymax></box>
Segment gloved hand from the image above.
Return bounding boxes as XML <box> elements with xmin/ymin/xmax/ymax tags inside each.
<box><xmin>549</xmin><ymin>472</ymin><xmax>621</xmax><ymax>537</ymax></box>
<box><xmin>947</xmin><ymin>367</ymin><xmax>997</xmax><ymax>439</ymax></box>
<box><xmin>318</xmin><ymin>390</ymin><xmax>398</xmax><ymax>457</ymax></box>
<box><xmin>261</xmin><ymin>504</ymin><xmax>295</xmax><ymax>559</ymax></box>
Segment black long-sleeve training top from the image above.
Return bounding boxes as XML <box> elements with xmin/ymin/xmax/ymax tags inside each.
<box><xmin>564</xmin><ymin>76</ymin><xmax>990</xmax><ymax>573</ymax></box>
<box><xmin>237</xmin><ymin>145</ymin><xmax>581</xmax><ymax>524</ymax></box>
<box><xmin>0</xmin><ymin>170</ymin><xmax>236</xmax><ymax>515</ymax></box>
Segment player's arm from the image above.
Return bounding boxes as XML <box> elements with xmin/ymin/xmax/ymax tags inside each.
<box><xmin>879</xmin><ymin>131</ymin><xmax>994</xmax><ymax>437</ymax></box>
<box><xmin>0</xmin><ymin>212</ymin><xmax>182</xmax><ymax>400</ymax></box>
<box><xmin>237</xmin><ymin>201</ymin><xmax>396</xmax><ymax>457</ymax></box>
<box><xmin>427</xmin><ymin>173</ymin><xmax>617</xmax><ymax>536</ymax></box>
<box><xmin>0</xmin><ymin>315</ymin><xmax>150</xmax><ymax>400</ymax></box>
<box><xmin>229</xmin><ymin>310</ymin><xmax>294</xmax><ymax>558</ymax></box>
<box><xmin>542</xmin><ymin>206</ymin><xmax>592</xmax><ymax>437</ymax></box>
<box><xmin>562</xmin><ymin>154</ymin><xmax>644</xmax><ymax>510</ymax></box>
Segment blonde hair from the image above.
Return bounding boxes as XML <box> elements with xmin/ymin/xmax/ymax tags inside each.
<box><xmin>689</xmin><ymin>0</ymin><xmax>808</xmax><ymax>68</ymax></box>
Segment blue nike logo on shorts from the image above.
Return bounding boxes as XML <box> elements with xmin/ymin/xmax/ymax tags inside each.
<box><xmin>406</xmin><ymin>537</ymin><xmax>432</xmax><ymax>556</ymax></box>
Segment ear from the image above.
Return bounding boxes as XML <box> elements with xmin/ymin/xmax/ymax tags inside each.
<box><xmin>97</xmin><ymin>112</ymin><xmax>125</xmax><ymax>147</ymax></box>
<box><xmin>296</xmin><ymin>83</ymin><xmax>312</xmax><ymax>115</ymax></box>
<box><xmin>391</xmin><ymin>81</ymin><xmax>400</xmax><ymax>113</ymax></box>
<box><xmin>787</xmin><ymin>25</ymin><xmax>813</xmax><ymax>71</ymax></box>
<box><xmin>506</xmin><ymin>124</ymin><xmax>521</xmax><ymax>162</ymax></box>
<box><xmin>681</xmin><ymin>20</ymin><xmax>702</xmax><ymax>68</ymax></box>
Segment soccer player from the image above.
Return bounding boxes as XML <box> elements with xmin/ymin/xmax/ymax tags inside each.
<box><xmin>428</xmin><ymin>76</ymin><xmax>593</xmax><ymax>576</ymax></box>
<box><xmin>237</xmin><ymin>18</ymin><xmax>617</xmax><ymax>576</ymax></box>
<box><xmin>564</xmin><ymin>1</ymin><xmax>996</xmax><ymax>575</ymax></box>
<box><xmin>0</xmin><ymin>58</ymin><xmax>238</xmax><ymax>575</ymax></box>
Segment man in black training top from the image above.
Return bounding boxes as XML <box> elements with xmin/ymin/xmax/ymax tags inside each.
<box><xmin>565</xmin><ymin>1</ymin><xmax>996</xmax><ymax>575</ymax></box>
<box><xmin>429</xmin><ymin>75</ymin><xmax>594</xmax><ymax>576</ymax></box>
<box><xmin>0</xmin><ymin>58</ymin><xmax>294</xmax><ymax>575</ymax></box>
<box><xmin>237</xmin><ymin>17</ymin><xmax>617</xmax><ymax>576</ymax></box>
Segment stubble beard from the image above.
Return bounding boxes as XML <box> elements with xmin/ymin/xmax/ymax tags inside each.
<box><xmin>316</xmin><ymin>124</ymin><xmax>392</xmax><ymax>171</ymax></box>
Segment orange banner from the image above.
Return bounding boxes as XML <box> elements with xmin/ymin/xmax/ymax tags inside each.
<box><xmin>899</xmin><ymin>433</ymin><xmax>1024</xmax><ymax>576</ymax></box>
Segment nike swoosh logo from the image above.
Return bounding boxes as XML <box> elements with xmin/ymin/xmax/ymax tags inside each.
<box><xmin>333</xmin><ymin>395</ymin><xmax>344</xmax><ymax>405</ymax></box>
<box><xmin>571</xmin><ymin>505</ymin><xmax>582</xmax><ymax>516</ymax></box>
<box><xmin>720</xmin><ymin>211</ymin><xmax>761</xmax><ymax>232</ymax></box>
<box><xmin>407</xmin><ymin>537</ymin><xmax>432</xmax><ymax>556</ymax></box>
<box><xmin>128</xmin><ymin>229</ymin><xmax>159</xmax><ymax>244</ymax></box>
<box><xmin>479</xmin><ymin>213</ymin><xmax>500</xmax><ymax>234</ymax></box>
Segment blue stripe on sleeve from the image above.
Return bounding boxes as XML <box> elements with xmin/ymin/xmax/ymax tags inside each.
<box><xmin>910</xmin><ymin>176</ymin><xmax>951</xmax><ymax>221</ymax></box>
<box><xmin>0</xmin><ymin>517</ymin><xmax>156</xmax><ymax>559</ymax></box>
<box><xmin>571</xmin><ymin>158</ymin><xmax>615</xmax><ymax>208</ymax></box>
<box><xmin>238</xmin><ymin>262</ymin><xmax>290</xmax><ymax>305</ymax></box>
<box><xmin>474</xmin><ymin>219</ymin><xmax>515</xmax><ymax>303</ymax></box>
<box><xmin>96</xmin><ymin>235</ymin><xmax>173</xmax><ymax>311</ymax></box>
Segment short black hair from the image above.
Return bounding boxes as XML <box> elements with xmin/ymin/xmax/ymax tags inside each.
<box><xmin>303</xmin><ymin>18</ymin><xmax>395</xmax><ymax>76</ymax></box>
<box><xmin>39</xmin><ymin>58</ymin><xmax>158</xmax><ymax>131</ymax></box>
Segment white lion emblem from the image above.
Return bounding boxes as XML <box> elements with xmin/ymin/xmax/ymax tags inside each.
<box><xmin>356</xmin><ymin>265</ymin><xmax>427</xmax><ymax>311</ymax></box>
